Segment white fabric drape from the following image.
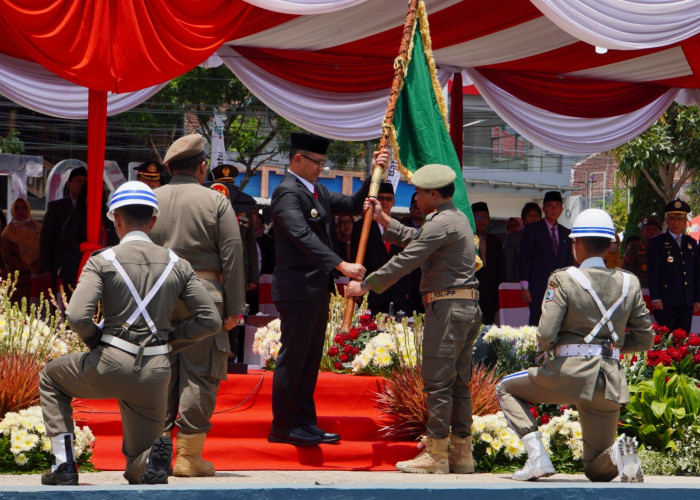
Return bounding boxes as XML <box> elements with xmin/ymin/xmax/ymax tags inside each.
<box><xmin>531</xmin><ymin>0</ymin><xmax>700</xmax><ymax>50</ymax></box>
<box><xmin>243</xmin><ymin>0</ymin><xmax>367</xmax><ymax>14</ymax></box>
<box><xmin>676</xmin><ymin>88</ymin><xmax>700</xmax><ymax>106</ymax></box>
<box><xmin>218</xmin><ymin>46</ymin><xmax>453</xmax><ymax>140</ymax></box>
<box><xmin>464</xmin><ymin>68</ymin><xmax>679</xmax><ymax>155</ymax></box>
<box><xmin>0</xmin><ymin>53</ymin><xmax>166</xmax><ymax>119</ymax></box>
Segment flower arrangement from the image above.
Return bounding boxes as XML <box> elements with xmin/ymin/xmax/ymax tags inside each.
<box><xmin>637</xmin><ymin>323</ymin><xmax>700</xmax><ymax>380</ymax></box>
<box><xmin>0</xmin><ymin>406</ymin><xmax>94</xmax><ymax>473</ymax></box>
<box><xmin>251</xmin><ymin>318</ymin><xmax>281</xmax><ymax>370</ymax></box>
<box><xmin>0</xmin><ymin>275</ymin><xmax>85</xmax><ymax>417</ymax></box>
<box><xmin>471</xmin><ymin>412</ymin><xmax>525</xmax><ymax>472</ymax></box>
<box><xmin>539</xmin><ymin>408</ymin><xmax>583</xmax><ymax>473</ymax></box>
<box><xmin>481</xmin><ymin>325</ymin><xmax>543</xmax><ymax>376</ymax></box>
<box><xmin>326</xmin><ymin>313</ymin><xmax>379</xmax><ymax>372</ymax></box>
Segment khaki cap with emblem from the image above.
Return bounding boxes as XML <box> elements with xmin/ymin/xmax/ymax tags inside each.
<box><xmin>411</xmin><ymin>164</ymin><xmax>456</xmax><ymax>189</ymax></box>
<box><xmin>163</xmin><ymin>133</ymin><xmax>206</xmax><ymax>164</ymax></box>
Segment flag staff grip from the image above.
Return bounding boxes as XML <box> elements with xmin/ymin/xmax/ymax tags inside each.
<box><xmin>340</xmin><ymin>0</ymin><xmax>420</xmax><ymax>333</ymax></box>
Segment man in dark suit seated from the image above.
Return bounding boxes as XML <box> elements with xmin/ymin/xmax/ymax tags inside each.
<box><xmin>350</xmin><ymin>182</ymin><xmax>401</xmax><ymax>315</ymax></box>
<box><xmin>472</xmin><ymin>201</ymin><xmax>505</xmax><ymax>325</ymax></box>
<box><xmin>519</xmin><ymin>191</ymin><xmax>574</xmax><ymax>325</ymax></box>
<box><xmin>269</xmin><ymin>132</ymin><xmax>389</xmax><ymax>447</ymax></box>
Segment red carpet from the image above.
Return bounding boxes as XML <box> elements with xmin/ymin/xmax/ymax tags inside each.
<box><xmin>73</xmin><ymin>371</ymin><xmax>417</xmax><ymax>471</ymax></box>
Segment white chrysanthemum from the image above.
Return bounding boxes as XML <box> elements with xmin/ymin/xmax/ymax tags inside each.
<box><xmin>14</xmin><ymin>453</ymin><xmax>28</xmax><ymax>465</ymax></box>
<box><xmin>20</xmin><ymin>433</ymin><xmax>39</xmax><ymax>452</ymax></box>
<box><xmin>505</xmin><ymin>438</ymin><xmax>524</xmax><ymax>458</ymax></box>
<box><xmin>41</xmin><ymin>437</ymin><xmax>52</xmax><ymax>452</ymax></box>
<box><xmin>374</xmin><ymin>352</ymin><xmax>392</xmax><ymax>367</ymax></box>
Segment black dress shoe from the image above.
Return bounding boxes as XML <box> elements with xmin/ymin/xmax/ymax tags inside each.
<box><xmin>302</xmin><ymin>424</ymin><xmax>341</xmax><ymax>444</ymax></box>
<box><xmin>41</xmin><ymin>461</ymin><xmax>78</xmax><ymax>485</ymax></box>
<box><xmin>140</xmin><ymin>437</ymin><xmax>173</xmax><ymax>485</ymax></box>
<box><xmin>268</xmin><ymin>427</ymin><xmax>322</xmax><ymax>447</ymax></box>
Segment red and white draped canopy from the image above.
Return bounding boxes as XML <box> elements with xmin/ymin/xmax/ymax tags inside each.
<box><xmin>0</xmin><ymin>0</ymin><xmax>699</xmax><ymax>155</ymax></box>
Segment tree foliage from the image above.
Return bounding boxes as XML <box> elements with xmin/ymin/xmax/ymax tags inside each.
<box><xmin>613</xmin><ymin>103</ymin><xmax>700</xmax><ymax>204</ymax></box>
<box><xmin>0</xmin><ymin>130</ymin><xmax>25</xmax><ymax>154</ymax></box>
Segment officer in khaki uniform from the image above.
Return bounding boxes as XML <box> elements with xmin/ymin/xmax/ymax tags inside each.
<box><xmin>39</xmin><ymin>182</ymin><xmax>220</xmax><ymax>486</ymax></box>
<box><xmin>346</xmin><ymin>163</ymin><xmax>481</xmax><ymax>475</ymax></box>
<box><xmin>150</xmin><ymin>134</ymin><xmax>246</xmax><ymax>476</ymax></box>
<box><xmin>496</xmin><ymin>209</ymin><xmax>654</xmax><ymax>483</ymax></box>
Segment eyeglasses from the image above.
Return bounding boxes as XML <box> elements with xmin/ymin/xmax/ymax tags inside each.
<box><xmin>299</xmin><ymin>154</ymin><xmax>326</xmax><ymax>168</ymax></box>
<box><xmin>377</xmin><ymin>195</ymin><xmax>395</xmax><ymax>202</ymax></box>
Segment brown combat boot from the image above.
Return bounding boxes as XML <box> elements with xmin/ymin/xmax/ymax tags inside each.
<box><xmin>173</xmin><ymin>432</ymin><xmax>215</xmax><ymax>477</ymax></box>
<box><xmin>395</xmin><ymin>436</ymin><xmax>449</xmax><ymax>474</ymax></box>
<box><xmin>449</xmin><ymin>434</ymin><xmax>474</xmax><ymax>473</ymax></box>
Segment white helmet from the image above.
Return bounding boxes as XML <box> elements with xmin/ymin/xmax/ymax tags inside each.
<box><xmin>570</xmin><ymin>208</ymin><xmax>615</xmax><ymax>241</ymax></box>
<box><xmin>107</xmin><ymin>181</ymin><xmax>159</xmax><ymax>221</ymax></box>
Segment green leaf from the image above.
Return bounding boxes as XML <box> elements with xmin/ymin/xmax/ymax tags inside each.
<box><xmin>650</xmin><ymin>400</ymin><xmax>667</xmax><ymax>418</ymax></box>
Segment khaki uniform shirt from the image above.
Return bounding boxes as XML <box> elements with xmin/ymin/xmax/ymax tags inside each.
<box><xmin>530</xmin><ymin>257</ymin><xmax>653</xmax><ymax>404</ymax></box>
<box><xmin>150</xmin><ymin>174</ymin><xmax>246</xmax><ymax>317</ymax></box>
<box><xmin>365</xmin><ymin>201</ymin><xmax>478</xmax><ymax>294</ymax></box>
<box><xmin>66</xmin><ymin>232</ymin><xmax>221</xmax><ymax>353</ymax></box>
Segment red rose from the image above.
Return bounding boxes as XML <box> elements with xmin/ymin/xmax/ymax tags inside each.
<box><xmin>369</xmin><ymin>322</ymin><xmax>378</xmax><ymax>331</ymax></box>
<box><xmin>560</xmin><ymin>405</ymin><xmax>570</xmax><ymax>414</ymax></box>
<box><xmin>667</xmin><ymin>348</ymin><xmax>682</xmax><ymax>362</ymax></box>
<box><xmin>680</xmin><ymin>345</ymin><xmax>690</xmax><ymax>357</ymax></box>
<box><xmin>689</xmin><ymin>334</ymin><xmax>700</xmax><ymax>346</ymax></box>
<box><xmin>360</xmin><ymin>314</ymin><xmax>371</xmax><ymax>325</ymax></box>
<box><xmin>343</xmin><ymin>344</ymin><xmax>353</xmax><ymax>353</ymax></box>
<box><xmin>653</xmin><ymin>335</ymin><xmax>662</xmax><ymax>345</ymax></box>
<box><xmin>352</xmin><ymin>346</ymin><xmax>359</xmax><ymax>355</ymax></box>
<box><xmin>334</xmin><ymin>361</ymin><xmax>344</xmax><ymax>370</ymax></box>
<box><xmin>673</xmin><ymin>330</ymin><xmax>687</xmax><ymax>344</ymax></box>
<box><xmin>658</xmin><ymin>325</ymin><xmax>670</xmax><ymax>335</ymax></box>
<box><xmin>660</xmin><ymin>353</ymin><xmax>673</xmax><ymax>366</ymax></box>
<box><xmin>529</xmin><ymin>406</ymin><xmax>539</xmax><ymax>419</ymax></box>
<box><xmin>334</xmin><ymin>334</ymin><xmax>346</xmax><ymax>345</ymax></box>
<box><xmin>327</xmin><ymin>346</ymin><xmax>339</xmax><ymax>357</ymax></box>
<box><xmin>631</xmin><ymin>355</ymin><xmax>638</xmax><ymax>363</ymax></box>
<box><xmin>693</xmin><ymin>354</ymin><xmax>700</xmax><ymax>365</ymax></box>
<box><xmin>652</xmin><ymin>323</ymin><xmax>659</xmax><ymax>331</ymax></box>
<box><xmin>349</xmin><ymin>329</ymin><xmax>360</xmax><ymax>340</ymax></box>
<box><xmin>539</xmin><ymin>414</ymin><xmax>551</xmax><ymax>425</ymax></box>
<box><xmin>339</xmin><ymin>353</ymin><xmax>349</xmax><ymax>362</ymax></box>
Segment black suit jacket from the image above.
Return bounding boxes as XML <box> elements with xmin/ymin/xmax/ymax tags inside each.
<box><xmin>39</xmin><ymin>197</ymin><xmax>75</xmax><ymax>276</ymax></box>
<box><xmin>475</xmin><ymin>232</ymin><xmax>505</xmax><ymax>318</ymax></box>
<box><xmin>647</xmin><ymin>231</ymin><xmax>700</xmax><ymax>307</ymax></box>
<box><xmin>271</xmin><ymin>173</ymin><xmax>370</xmax><ymax>302</ymax></box>
<box><xmin>519</xmin><ymin>219</ymin><xmax>574</xmax><ymax>304</ymax></box>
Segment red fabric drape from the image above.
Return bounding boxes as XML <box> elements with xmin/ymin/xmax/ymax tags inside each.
<box><xmin>0</xmin><ymin>0</ymin><xmax>256</xmax><ymax>92</ymax></box>
<box><xmin>77</xmin><ymin>89</ymin><xmax>108</xmax><ymax>280</ymax></box>
<box><xmin>450</xmin><ymin>72</ymin><xmax>464</xmax><ymax>165</ymax></box>
<box><xmin>476</xmin><ymin>69</ymin><xmax>669</xmax><ymax>118</ymax></box>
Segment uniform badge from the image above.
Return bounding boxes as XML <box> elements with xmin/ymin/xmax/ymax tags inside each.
<box><xmin>544</xmin><ymin>285</ymin><xmax>556</xmax><ymax>303</ymax></box>
<box><xmin>668</xmin><ymin>256</ymin><xmax>674</xmax><ymax>263</ymax></box>
<box><xmin>210</xmin><ymin>182</ymin><xmax>229</xmax><ymax>198</ymax></box>
<box><xmin>689</xmin><ymin>243</ymin><xmax>693</xmax><ymax>250</ymax></box>
<box><xmin>310</xmin><ymin>208</ymin><xmax>319</xmax><ymax>219</ymax></box>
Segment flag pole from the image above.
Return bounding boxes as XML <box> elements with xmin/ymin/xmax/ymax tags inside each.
<box><xmin>341</xmin><ymin>0</ymin><xmax>420</xmax><ymax>333</ymax></box>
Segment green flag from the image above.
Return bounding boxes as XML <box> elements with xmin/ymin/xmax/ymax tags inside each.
<box><xmin>390</xmin><ymin>9</ymin><xmax>474</xmax><ymax>229</ymax></box>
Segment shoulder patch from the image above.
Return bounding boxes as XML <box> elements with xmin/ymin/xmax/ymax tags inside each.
<box><xmin>414</xmin><ymin>227</ymin><xmax>423</xmax><ymax>240</ymax></box>
<box><xmin>544</xmin><ymin>284</ymin><xmax>557</xmax><ymax>302</ymax></box>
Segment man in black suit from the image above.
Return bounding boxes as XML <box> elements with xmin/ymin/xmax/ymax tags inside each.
<box><xmin>350</xmin><ymin>182</ymin><xmax>401</xmax><ymax>314</ymax></box>
<box><xmin>519</xmin><ymin>191</ymin><xmax>573</xmax><ymax>325</ymax></box>
<box><xmin>269</xmin><ymin>133</ymin><xmax>389</xmax><ymax>447</ymax></box>
<box><xmin>647</xmin><ymin>199</ymin><xmax>700</xmax><ymax>333</ymax></box>
<box><xmin>472</xmin><ymin>201</ymin><xmax>505</xmax><ymax>325</ymax></box>
<box><xmin>39</xmin><ymin>167</ymin><xmax>87</xmax><ymax>291</ymax></box>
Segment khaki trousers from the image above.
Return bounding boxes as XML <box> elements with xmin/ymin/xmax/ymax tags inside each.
<box><xmin>422</xmin><ymin>299</ymin><xmax>481</xmax><ymax>439</ymax></box>
<box><xmin>39</xmin><ymin>346</ymin><xmax>171</xmax><ymax>484</ymax></box>
<box><xmin>165</xmin><ymin>278</ymin><xmax>227</xmax><ymax>434</ymax></box>
<box><xmin>497</xmin><ymin>370</ymin><xmax>620</xmax><ymax>482</ymax></box>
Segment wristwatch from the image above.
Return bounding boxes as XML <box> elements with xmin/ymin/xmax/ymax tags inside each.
<box><xmin>360</xmin><ymin>279</ymin><xmax>369</xmax><ymax>291</ymax></box>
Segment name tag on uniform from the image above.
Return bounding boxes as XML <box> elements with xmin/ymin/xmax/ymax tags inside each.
<box><xmin>431</xmin><ymin>289</ymin><xmax>456</xmax><ymax>299</ymax></box>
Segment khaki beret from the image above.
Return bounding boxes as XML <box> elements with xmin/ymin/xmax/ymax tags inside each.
<box><xmin>411</xmin><ymin>164</ymin><xmax>456</xmax><ymax>189</ymax></box>
<box><xmin>164</xmin><ymin>133</ymin><xmax>205</xmax><ymax>164</ymax></box>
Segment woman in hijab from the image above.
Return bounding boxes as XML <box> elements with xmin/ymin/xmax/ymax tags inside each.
<box><xmin>1</xmin><ymin>198</ymin><xmax>42</xmax><ymax>300</ymax></box>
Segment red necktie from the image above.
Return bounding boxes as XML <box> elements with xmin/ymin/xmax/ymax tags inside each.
<box><xmin>313</xmin><ymin>187</ymin><xmax>318</xmax><ymax>200</ymax></box>
<box><xmin>385</xmin><ymin>242</ymin><xmax>391</xmax><ymax>253</ymax></box>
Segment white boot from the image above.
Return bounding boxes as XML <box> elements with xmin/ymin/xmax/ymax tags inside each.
<box><xmin>512</xmin><ymin>431</ymin><xmax>555</xmax><ymax>481</ymax></box>
<box><xmin>610</xmin><ymin>434</ymin><xmax>643</xmax><ymax>483</ymax></box>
